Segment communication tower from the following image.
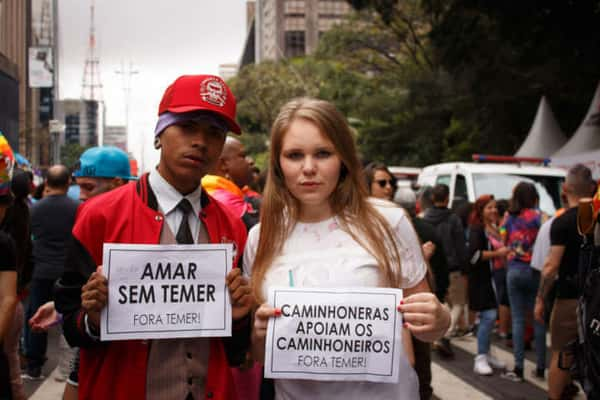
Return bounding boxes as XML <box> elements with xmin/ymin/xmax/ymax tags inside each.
<box><xmin>81</xmin><ymin>0</ymin><xmax>103</xmax><ymax>100</ymax></box>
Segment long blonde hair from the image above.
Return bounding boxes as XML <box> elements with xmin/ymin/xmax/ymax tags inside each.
<box><xmin>251</xmin><ymin>98</ymin><xmax>402</xmax><ymax>302</ymax></box>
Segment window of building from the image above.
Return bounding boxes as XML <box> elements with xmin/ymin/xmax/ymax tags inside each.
<box><xmin>318</xmin><ymin>0</ymin><xmax>350</xmax><ymax>18</ymax></box>
<box><xmin>65</xmin><ymin>114</ymin><xmax>80</xmax><ymax>144</ymax></box>
<box><xmin>285</xmin><ymin>16</ymin><xmax>305</xmax><ymax>30</ymax></box>
<box><xmin>284</xmin><ymin>31</ymin><xmax>305</xmax><ymax>58</ymax></box>
<box><xmin>285</xmin><ymin>0</ymin><xmax>305</xmax><ymax>14</ymax></box>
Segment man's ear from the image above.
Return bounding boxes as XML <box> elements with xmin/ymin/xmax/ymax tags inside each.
<box><xmin>154</xmin><ymin>136</ymin><xmax>161</xmax><ymax>149</ymax></box>
<box><xmin>111</xmin><ymin>178</ymin><xmax>126</xmax><ymax>189</ymax></box>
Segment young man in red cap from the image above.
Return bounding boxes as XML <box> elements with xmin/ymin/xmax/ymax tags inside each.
<box><xmin>55</xmin><ymin>75</ymin><xmax>252</xmax><ymax>400</ymax></box>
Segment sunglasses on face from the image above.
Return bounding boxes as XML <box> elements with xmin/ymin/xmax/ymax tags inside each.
<box><xmin>375</xmin><ymin>179</ymin><xmax>394</xmax><ymax>188</ymax></box>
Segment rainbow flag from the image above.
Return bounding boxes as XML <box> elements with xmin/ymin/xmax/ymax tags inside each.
<box><xmin>0</xmin><ymin>132</ymin><xmax>15</xmax><ymax>197</ymax></box>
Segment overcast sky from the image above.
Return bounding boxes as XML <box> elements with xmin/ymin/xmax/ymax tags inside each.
<box><xmin>56</xmin><ymin>0</ymin><xmax>249</xmax><ymax>172</ymax></box>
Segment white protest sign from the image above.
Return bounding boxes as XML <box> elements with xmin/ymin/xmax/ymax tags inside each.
<box><xmin>100</xmin><ymin>243</ymin><xmax>232</xmax><ymax>341</ymax></box>
<box><xmin>265</xmin><ymin>287</ymin><xmax>403</xmax><ymax>383</ymax></box>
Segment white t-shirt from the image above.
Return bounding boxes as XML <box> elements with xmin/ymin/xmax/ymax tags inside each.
<box><xmin>530</xmin><ymin>216</ymin><xmax>555</xmax><ymax>271</ymax></box>
<box><xmin>244</xmin><ymin>205</ymin><xmax>426</xmax><ymax>400</ymax></box>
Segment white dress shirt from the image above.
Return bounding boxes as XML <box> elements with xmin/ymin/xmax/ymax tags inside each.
<box><xmin>148</xmin><ymin>169</ymin><xmax>203</xmax><ymax>243</ymax></box>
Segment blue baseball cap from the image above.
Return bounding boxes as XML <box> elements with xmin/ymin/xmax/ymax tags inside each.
<box><xmin>74</xmin><ymin>146</ymin><xmax>137</xmax><ymax>180</ymax></box>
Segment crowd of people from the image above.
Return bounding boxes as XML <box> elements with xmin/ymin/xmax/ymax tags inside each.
<box><xmin>0</xmin><ymin>73</ymin><xmax>596</xmax><ymax>400</ymax></box>
<box><xmin>381</xmin><ymin>162</ymin><xmax>596</xmax><ymax>400</ymax></box>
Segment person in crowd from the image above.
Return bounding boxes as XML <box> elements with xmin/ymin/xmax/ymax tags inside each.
<box><xmin>423</xmin><ymin>184</ymin><xmax>468</xmax><ymax>350</ymax></box>
<box><xmin>413</xmin><ymin>184</ymin><xmax>456</xmax><ymax>359</ymax></box>
<box><xmin>0</xmin><ymin>169</ymin><xmax>33</xmax><ymax>400</ymax></box>
<box><xmin>14</xmin><ymin>170</ymin><xmax>34</xmax><ymax>207</ymax></box>
<box><xmin>22</xmin><ymin>165</ymin><xmax>79</xmax><ymax>380</ymax></box>
<box><xmin>496</xmin><ymin>199</ymin><xmax>509</xmax><ymax>219</ymax></box>
<box><xmin>395</xmin><ymin>187</ymin><xmax>449</xmax><ymax>400</ymax></box>
<box><xmin>0</xmin><ymin>134</ymin><xmax>18</xmax><ymax>399</ymax></box>
<box><xmin>454</xmin><ymin>200</ymin><xmax>473</xmax><ymax>238</ymax></box>
<box><xmin>242</xmin><ymin>165</ymin><xmax>263</xmax><ymax>214</ymax></box>
<box><xmin>54</xmin><ymin>74</ymin><xmax>253</xmax><ymax>400</ymax></box>
<box><xmin>535</xmin><ymin>164</ymin><xmax>596</xmax><ymax>399</ymax></box>
<box><xmin>492</xmin><ymin>198</ymin><xmax>512</xmax><ymax>343</ymax></box>
<box><xmin>0</xmin><ymin>209</ymin><xmax>17</xmax><ymax>400</ymax></box>
<box><xmin>66</xmin><ymin>182</ymin><xmax>80</xmax><ymax>201</ymax></box>
<box><xmin>248</xmin><ymin>97</ymin><xmax>450</xmax><ymax>399</ymax></box>
<box><xmin>31</xmin><ymin>181</ymin><xmax>45</xmax><ymax>202</ymax></box>
<box><xmin>247</xmin><ymin>166</ymin><xmax>262</xmax><ymax>193</ymax></box>
<box><xmin>29</xmin><ymin>145</ymin><xmax>136</xmax><ymax>400</ymax></box>
<box><xmin>454</xmin><ymin>200</ymin><xmax>478</xmax><ymax>334</ymax></box>
<box><xmin>417</xmin><ymin>186</ymin><xmax>433</xmax><ymax>217</ymax></box>
<box><xmin>74</xmin><ymin>146</ymin><xmax>136</xmax><ymax>201</ymax></box>
<box><xmin>363</xmin><ymin>161</ymin><xmax>397</xmax><ymax>202</ymax></box>
<box><xmin>466</xmin><ymin>195</ymin><xmax>510</xmax><ymax>375</ymax></box>
<box><xmin>202</xmin><ymin>136</ymin><xmax>259</xmax><ymax>230</ymax></box>
<box><xmin>529</xmin><ymin>198</ymin><xmax>566</xmax><ymax>359</ymax></box>
<box><xmin>500</xmin><ymin>182</ymin><xmax>545</xmax><ymax>382</ymax></box>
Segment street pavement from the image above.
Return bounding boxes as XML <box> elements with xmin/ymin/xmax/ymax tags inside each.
<box><xmin>25</xmin><ymin>330</ymin><xmax>586</xmax><ymax>399</ymax></box>
<box><xmin>22</xmin><ymin>327</ymin><xmax>60</xmax><ymax>399</ymax></box>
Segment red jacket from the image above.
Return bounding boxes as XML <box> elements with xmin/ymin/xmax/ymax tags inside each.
<box><xmin>56</xmin><ymin>174</ymin><xmax>248</xmax><ymax>400</ymax></box>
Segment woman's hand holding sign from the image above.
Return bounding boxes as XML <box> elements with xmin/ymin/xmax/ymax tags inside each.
<box><xmin>398</xmin><ymin>290</ymin><xmax>450</xmax><ymax>343</ymax></box>
<box><xmin>81</xmin><ymin>266</ymin><xmax>108</xmax><ymax>332</ymax></box>
<box><xmin>226</xmin><ymin>268</ymin><xmax>254</xmax><ymax>321</ymax></box>
<box><xmin>252</xmin><ymin>303</ymin><xmax>281</xmax><ymax>363</ymax></box>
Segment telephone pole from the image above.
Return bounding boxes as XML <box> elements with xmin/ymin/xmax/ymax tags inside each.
<box><xmin>114</xmin><ymin>60</ymin><xmax>139</xmax><ymax>150</ymax></box>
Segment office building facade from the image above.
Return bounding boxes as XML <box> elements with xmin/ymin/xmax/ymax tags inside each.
<box><xmin>252</xmin><ymin>0</ymin><xmax>350</xmax><ymax>63</ymax></box>
<box><xmin>103</xmin><ymin>125</ymin><xmax>127</xmax><ymax>151</ymax></box>
<box><xmin>54</xmin><ymin>99</ymin><xmax>104</xmax><ymax>148</ymax></box>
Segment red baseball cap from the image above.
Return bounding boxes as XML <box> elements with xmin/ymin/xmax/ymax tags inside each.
<box><xmin>158</xmin><ymin>74</ymin><xmax>241</xmax><ymax>134</ymax></box>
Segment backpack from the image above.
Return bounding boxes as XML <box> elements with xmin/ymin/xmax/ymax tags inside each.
<box><xmin>563</xmin><ymin>204</ymin><xmax>600</xmax><ymax>399</ymax></box>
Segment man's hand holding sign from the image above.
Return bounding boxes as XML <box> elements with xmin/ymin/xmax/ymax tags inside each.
<box><xmin>81</xmin><ymin>243</ymin><xmax>253</xmax><ymax>340</ymax></box>
<box><xmin>226</xmin><ymin>267</ymin><xmax>253</xmax><ymax>321</ymax></box>
<box><xmin>81</xmin><ymin>266</ymin><xmax>107</xmax><ymax>334</ymax></box>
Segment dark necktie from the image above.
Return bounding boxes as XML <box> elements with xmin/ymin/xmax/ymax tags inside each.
<box><xmin>175</xmin><ymin>199</ymin><xmax>194</xmax><ymax>244</ymax></box>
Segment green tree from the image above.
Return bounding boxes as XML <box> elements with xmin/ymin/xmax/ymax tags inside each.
<box><xmin>352</xmin><ymin>0</ymin><xmax>600</xmax><ymax>155</ymax></box>
<box><xmin>229</xmin><ymin>60</ymin><xmax>320</xmax><ymax>135</ymax></box>
<box><xmin>317</xmin><ymin>2</ymin><xmax>454</xmax><ymax>165</ymax></box>
<box><xmin>60</xmin><ymin>143</ymin><xmax>89</xmax><ymax>170</ymax></box>
<box><xmin>228</xmin><ymin>57</ymin><xmax>372</xmax><ymax>165</ymax></box>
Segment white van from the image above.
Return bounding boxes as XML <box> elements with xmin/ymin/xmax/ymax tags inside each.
<box><xmin>417</xmin><ymin>162</ymin><xmax>566</xmax><ymax>216</ymax></box>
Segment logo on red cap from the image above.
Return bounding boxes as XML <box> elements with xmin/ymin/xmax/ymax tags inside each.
<box><xmin>200</xmin><ymin>77</ymin><xmax>227</xmax><ymax>108</ymax></box>
<box><xmin>157</xmin><ymin>74</ymin><xmax>242</xmax><ymax>134</ymax></box>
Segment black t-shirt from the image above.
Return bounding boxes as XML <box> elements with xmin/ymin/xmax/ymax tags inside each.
<box><xmin>550</xmin><ymin>207</ymin><xmax>582</xmax><ymax>299</ymax></box>
<box><xmin>0</xmin><ymin>231</ymin><xmax>16</xmax><ymax>272</ymax></box>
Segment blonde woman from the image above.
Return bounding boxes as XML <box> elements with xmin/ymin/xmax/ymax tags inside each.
<box><xmin>246</xmin><ymin>98</ymin><xmax>450</xmax><ymax>399</ymax></box>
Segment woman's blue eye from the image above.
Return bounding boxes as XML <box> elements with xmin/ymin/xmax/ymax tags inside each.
<box><xmin>316</xmin><ymin>150</ymin><xmax>332</xmax><ymax>158</ymax></box>
<box><xmin>286</xmin><ymin>152</ymin><xmax>303</xmax><ymax>160</ymax></box>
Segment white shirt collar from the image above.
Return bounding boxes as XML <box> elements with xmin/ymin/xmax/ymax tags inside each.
<box><xmin>148</xmin><ymin>169</ymin><xmax>202</xmax><ymax>218</ymax></box>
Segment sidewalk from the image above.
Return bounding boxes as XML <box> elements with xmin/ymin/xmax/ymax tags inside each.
<box><xmin>28</xmin><ymin>367</ymin><xmax>64</xmax><ymax>400</ymax></box>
